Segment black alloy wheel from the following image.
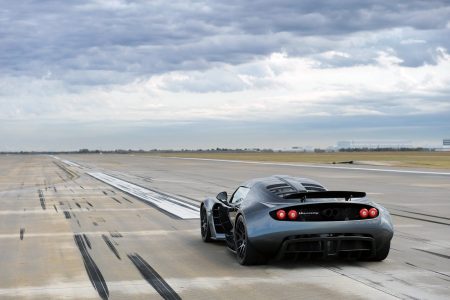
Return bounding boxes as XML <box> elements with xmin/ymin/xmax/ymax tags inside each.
<box><xmin>200</xmin><ymin>206</ymin><xmax>212</xmax><ymax>242</ymax></box>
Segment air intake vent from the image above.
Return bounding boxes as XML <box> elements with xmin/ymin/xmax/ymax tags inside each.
<box><xmin>267</xmin><ymin>183</ymin><xmax>297</xmax><ymax>197</ymax></box>
<box><xmin>301</xmin><ymin>183</ymin><xmax>326</xmax><ymax>192</ymax></box>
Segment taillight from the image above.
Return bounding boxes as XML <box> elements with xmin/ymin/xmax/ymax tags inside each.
<box><xmin>276</xmin><ymin>209</ymin><xmax>286</xmax><ymax>220</ymax></box>
<box><xmin>369</xmin><ymin>208</ymin><xmax>378</xmax><ymax>218</ymax></box>
<box><xmin>359</xmin><ymin>208</ymin><xmax>369</xmax><ymax>218</ymax></box>
<box><xmin>288</xmin><ymin>210</ymin><xmax>298</xmax><ymax>220</ymax></box>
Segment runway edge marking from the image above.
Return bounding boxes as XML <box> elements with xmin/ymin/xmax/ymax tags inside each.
<box><xmin>163</xmin><ymin>156</ymin><xmax>450</xmax><ymax>176</ymax></box>
<box><xmin>88</xmin><ymin>172</ymin><xmax>199</xmax><ymax>219</ymax></box>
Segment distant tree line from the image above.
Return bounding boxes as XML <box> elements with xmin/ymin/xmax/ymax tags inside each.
<box><xmin>0</xmin><ymin>147</ymin><xmax>436</xmax><ymax>155</ymax></box>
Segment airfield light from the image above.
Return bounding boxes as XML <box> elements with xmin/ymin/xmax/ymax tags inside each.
<box><xmin>276</xmin><ymin>210</ymin><xmax>286</xmax><ymax>220</ymax></box>
<box><xmin>359</xmin><ymin>208</ymin><xmax>369</xmax><ymax>219</ymax></box>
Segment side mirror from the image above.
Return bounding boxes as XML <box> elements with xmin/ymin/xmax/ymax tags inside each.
<box><xmin>216</xmin><ymin>191</ymin><xmax>228</xmax><ymax>204</ymax></box>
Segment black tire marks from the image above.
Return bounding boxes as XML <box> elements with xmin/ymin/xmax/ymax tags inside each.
<box><xmin>391</xmin><ymin>213</ymin><xmax>450</xmax><ymax>226</ymax></box>
<box><xmin>128</xmin><ymin>253</ymin><xmax>181</xmax><ymax>300</ymax></box>
<box><xmin>111</xmin><ymin>197</ymin><xmax>122</xmax><ymax>204</ymax></box>
<box><xmin>73</xmin><ymin>234</ymin><xmax>109</xmax><ymax>300</ymax></box>
<box><xmin>83</xmin><ymin>234</ymin><xmax>92</xmax><ymax>249</ymax></box>
<box><xmin>64</xmin><ymin>211</ymin><xmax>71</xmax><ymax>219</ymax></box>
<box><xmin>38</xmin><ymin>189</ymin><xmax>46</xmax><ymax>210</ymax></box>
<box><xmin>122</xmin><ymin>197</ymin><xmax>133</xmax><ymax>203</ymax></box>
<box><xmin>102</xmin><ymin>235</ymin><xmax>121</xmax><ymax>260</ymax></box>
<box><xmin>20</xmin><ymin>228</ymin><xmax>25</xmax><ymax>240</ymax></box>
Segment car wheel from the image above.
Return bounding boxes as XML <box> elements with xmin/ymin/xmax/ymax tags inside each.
<box><xmin>370</xmin><ymin>241</ymin><xmax>390</xmax><ymax>261</ymax></box>
<box><xmin>200</xmin><ymin>206</ymin><xmax>212</xmax><ymax>242</ymax></box>
<box><xmin>234</xmin><ymin>215</ymin><xmax>267</xmax><ymax>265</ymax></box>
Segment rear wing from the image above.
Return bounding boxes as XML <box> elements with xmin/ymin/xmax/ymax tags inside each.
<box><xmin>284</xmin><ymin>191</ymin><xmax>366</xmax><ymax>202</ymax></box>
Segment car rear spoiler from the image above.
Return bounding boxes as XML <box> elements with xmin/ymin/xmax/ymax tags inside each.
<box><xmin>284</xmin><ymin>191</ymin><xmax>366</xmax><ymax>202</ymax></box>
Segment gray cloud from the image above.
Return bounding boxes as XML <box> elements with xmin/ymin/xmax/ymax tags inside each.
<box><xmin>1</xmin><ymin>0</ymin><xmax>449</xmax><ymax>85</ymax></box>
<box><xmin>1</xmin><ymin>0</ymin><xmax>450</xmax><ymax>149</ymax></box>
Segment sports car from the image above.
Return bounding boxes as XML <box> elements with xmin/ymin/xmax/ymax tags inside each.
<box><xmin>200</xmin><ymin>175</ymin><xmax>394</xmax><ymax>265</ymax></box>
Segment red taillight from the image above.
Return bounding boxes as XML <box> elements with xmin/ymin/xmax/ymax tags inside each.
<box><xmin>288</xmin><ymin>210</ymin><xmax>298</xmax><ymax>220</ymax></box>
<box><xmin>369</xmin><ymin>208</ymin><xmax>378</xmax><ymax>218</ymax></box>
<box><xmin>276</xmin><ymin>209</ymin><xmax>286</xmax><ymax>220</ymax></box>
<box><xmin>359</xmin><ymin>208</ymin><xmax>369</xmax><ymax>218</ymax></box>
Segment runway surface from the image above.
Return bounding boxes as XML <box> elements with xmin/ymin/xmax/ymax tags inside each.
<box><xmin>0</xmin><ymin>154</ymin><xmax>449</xmax><ymax>299</ymax></box>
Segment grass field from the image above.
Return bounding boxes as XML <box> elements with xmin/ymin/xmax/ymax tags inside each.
<box><xmin>155</xmin><ymin>151</ymin><xmax>450</xmax><ymax>169</ymax></box>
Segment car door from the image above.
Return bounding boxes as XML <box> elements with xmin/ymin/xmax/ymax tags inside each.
<box><xmin>227</xmin><ymin>186</ymin><xmax>250</xmax><ymax>225</ymax></box>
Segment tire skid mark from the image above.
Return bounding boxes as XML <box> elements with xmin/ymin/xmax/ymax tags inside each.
<box><xmin>87</xmin><ymin>201</ymin><xmax>93</xmax><ymax>207</ymax></box>
<box><xmin>387</xmin><ymin>207</ymin><xmax>450</xmax><ymax>221</ymax></box>
<box><xmin>103</xmin><ymin>191</ymin><xmax>108</xmax><ymax>196</ymax></box>
<box><xmin>73</xmin><ymin>234</ymin><xmax>109</xmax><ymax>300</ymax></box>
<box><xmin>110</xmin><ymin>231</ymin><xmax>122</xmax><ymax>238</ymax></box>
<box><xmin>38</xmin><ymin>189</ymin><xmax>46</xmax><ymax>210</ymax></box>
<box><xmin>405</xmin><ymin>262</ymin><xmax>450</xmax><ymax>281</ymax></box>
<box><xmin>76</xmin><ymin>202</ymin><xmax>81</xmax><ymax>208</ymax></box>
<box><xmin>83</xmin><ymin>234</ymin><xmax>92</xmax><ymax>249</ymax></box>
<box><xmin>128</xmin><ymin>253</ymin><xmax>181</xmax><ymax>300</ymax></box>
<box><xmin>102</xmin><ymin>235</ymin><xmax>121</xmax><ymax>260</ymax></box>
<box><xmin>122</xmin><ymin>197</ymin><xmax>133</xmax><ymax>203</ymax></box>
<box><xmin>413</xmin><ymin>248</ymin><xmax>450</xmax><ymax>260</ymax></box>
<box><xmin>19</xmin><ymin>228</ymin><xmax>25</xmax><ymax>240</ymax></box>
<box><xmin>317</xmin><ymin>263</ymin><xmax>401</xmax><ymax>299</ymax></box>
<box><xmin>111</xmin><ymin>197</ymin><xmax>122</xmax><ymax>204</ymax></box>
<box><xmin>53</xmin><ymin>205</ymin><xmax>58</xmax><ymax>212</ymax></box>
<box><xmin>391</xmin><ymin>213</ymin><xmax>450</xmax><ymax>226</ymax></box>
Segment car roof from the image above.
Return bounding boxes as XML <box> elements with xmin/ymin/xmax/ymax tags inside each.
<box><xmin>243</xmin><ymin>175</ymin><xmax>326</xmax><ymax>192</ymax></box>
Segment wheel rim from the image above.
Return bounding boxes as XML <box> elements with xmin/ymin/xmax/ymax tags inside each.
<box><xmin>200</xmin><ymin>208</ymin><xmax>208</xmax><ymax>238</ymax></box>
<box><xmin>235</xmin><ymin>218</ymin><xmax>247</xmax><ymax>260</ymax></box>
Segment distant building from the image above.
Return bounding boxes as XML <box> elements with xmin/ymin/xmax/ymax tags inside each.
<box><xmin>336</xmin><ymin>140</ymin><xmax>413</xmax><ymax>150</ymax></box>
<box><xmin>444</xmin><ymin>139</ymin><xmax>450</xmax><ymax>148</ymax></box>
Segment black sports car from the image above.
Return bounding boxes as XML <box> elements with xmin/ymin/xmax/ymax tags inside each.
<box><xmin>200</xmin><ymin>175</ymin><xmax>394</xmax><ymax>265</ymax></box>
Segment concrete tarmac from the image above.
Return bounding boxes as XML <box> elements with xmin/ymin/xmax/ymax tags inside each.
<box><xmin>0</xmin><ymin>154</ymin><xmax>449</xmax><ymax>299</ymax></box>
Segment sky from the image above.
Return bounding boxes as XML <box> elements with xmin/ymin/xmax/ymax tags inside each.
<box><xmin>1</xmin><ymin>0</ymin><xmax>450</xmax><ymax>151</ymax></box>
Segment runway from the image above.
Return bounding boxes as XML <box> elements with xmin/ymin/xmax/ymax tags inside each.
<box><xmin>0</xmin><ymin>154</ymin><xmax>449</xmax><ymax>299</ymax></box>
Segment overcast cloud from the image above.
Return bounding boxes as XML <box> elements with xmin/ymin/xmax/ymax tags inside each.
<box><xmin>1</xmin><ymin>0</ymin><xmax>449</xmax><ymax>150</ymax></box>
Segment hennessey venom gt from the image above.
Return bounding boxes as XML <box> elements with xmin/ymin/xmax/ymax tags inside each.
<box><xmin>200</xmin><ymin>175</ymin><xmax>394</xmax><ymax>265</ymax></box>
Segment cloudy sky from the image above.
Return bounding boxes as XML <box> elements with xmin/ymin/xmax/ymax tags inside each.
<box><xmin>1</xmin><ymin>0</ymin><xmax>449</xmax><ymax>150</ymax></box>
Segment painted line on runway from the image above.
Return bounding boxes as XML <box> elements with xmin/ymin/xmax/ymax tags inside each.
<box><xmin>164</xmin><ymin>156</ymin><xmax>450</xmax><ymax>176</ymax></box>
<box><xmin>62</xmin><ymin>160</ymin><xmax>81</xmax><ymax>167</ymax></box>
<box><xmin>88</xmin><ymin>172</ymin><xmax>199</xmax><ymax>219</ymax></box>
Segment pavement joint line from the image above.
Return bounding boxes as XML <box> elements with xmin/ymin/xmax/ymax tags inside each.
<box><xmin>0</xmin><ymin>229</ymin><xmax>198</xmax><ymax>239</ymax></box>
<box><xmin>163</xmin><ymin>156</ymin><xmax>450</xmax><ymax>176</ymax></box>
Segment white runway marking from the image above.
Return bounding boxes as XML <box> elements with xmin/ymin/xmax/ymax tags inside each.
<box><xmin>50</xmin><ymin>155</ymin><xmax>82</xmax><ymax>167</ymax></box>
<box><xmin>88</xmin><ymin>172</ymin><xmax>199</xmax><ymax>219</ymax></box>
<box><xmin>164</xmin><ymin>157</ymin><xmax>450</xmax><ymax>176</ymax></box>
<box><xmin>61</xmin><ymin>160</ymin><xmax>81</xmax><ymax>167</ymax></box>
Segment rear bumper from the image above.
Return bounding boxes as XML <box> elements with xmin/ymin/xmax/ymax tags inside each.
<box><xmin>247</xmin><ymin>216</ymin><xmax>393</xmax><ymax>257</ymax></box>
<box><xmin>276</xmin><ymin>234</ymin><xmax>375</xmax><ymax>259</ymax></box>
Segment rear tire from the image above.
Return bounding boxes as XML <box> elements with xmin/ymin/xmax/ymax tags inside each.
<box><xmin>234</xmin><ymin>215</ymin><xmax>267</xmax><ymax>265</ymax></box>
<box><xmin>200</xmin><ymin>206</ymin><xmax>212</xmax><ymax>242</ymax></box>
<box><xmin>370</xmin><ymin>241</ymin><xmax>390</xmax><ymax>261</ymax></box>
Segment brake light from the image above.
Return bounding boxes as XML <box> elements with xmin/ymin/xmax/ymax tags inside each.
<box><xmin>276</xmin><ymin>209</ymin><xmax>286</xmax><ymax>220</ymax></box>
<box><xmin>288</xmin><ymin>210</ymin><xmax>298</xmax><ymax>220</ymax></box>
<box><xmin>369</xmin><ymin>208</ymin><xmax>378</xmax><ymax>218</ymax></box>
<box><xmin>359</xmin><ymin>208</ymin><xmax>369</xmax><ymax>218</ymax></box>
